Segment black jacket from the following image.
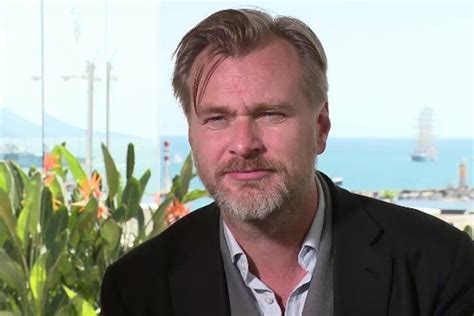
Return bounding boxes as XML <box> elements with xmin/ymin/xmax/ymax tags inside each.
<box><xmin>101</xmin><ymin>173</ymin><xmax>474</xmax><ymax>315</ymax></box>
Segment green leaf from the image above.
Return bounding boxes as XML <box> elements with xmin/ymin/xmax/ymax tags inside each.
<box><xmin>53</xmin><ymin>303</ymin><xmax>73</xmax><ymax>316</ymax></box>
<box><xmin>0</xmin><ymin>162</ymin><xmax>16</xmax><ymax>211</ymax></box>
<box><xmin>40</xmin><ymin>187</ymin><xmax>54</xmax><ymax>235</ymax></box>
<box><xmin>0</xmin><ymin>249</ymin><xmax>25</xmax><ymax>293</ymax></box>
<box><xmin>463</xmin><ymin>225</ymin><xmax>473</xmax><ymax>238</ymax></box>
<box><xmin>59</xmin><ymin>146</ymin><xmax>87</xmax><ymax>184</ymax></box>
<box><xmin>101</xmin><ymin>144</ymin><xmax>120</xmax><ymax>200</ymax></box>
<box><xmin>0</xmin><ymin>222</ymin><xmax>8</xmax><ymax>248</ymax></box>
<box><xmin>62</xmin><ymin>285</ymin><xmax>97</xmax><ymax>316</ymax></box>
<box><xmin>121</xmin><ymin>178</ymin><xmax>141</xmax><ymax>221</ymax></box>
<box><xmin>45</xmin><ymin>206</ymin><xmax>68</xmax><ymax>251</ymax></box>
<box><xmin>126</xmin><ymin>143</ymin><xmax>135</xmax><ymax>180</ymax></box>
<box><xmin>30</xmin><ymin>254</ymin><xmax>47</xmax><ymax>310</ymax></box>
<box><xmin>148</xmin><ymin>197</ymin><xmax>172</xmax><ymax>238</ymax></box>
<box><xmin>181</xmin><ymin>189</ymin><xmax>208</xmax><ymax>204</ymax></box>
<box><xmin>0</xmin><ymin>189</ymin><xmax>17</xmax><ymax>242</ymax></box>
<box><xmin>16</xmin><ymin>172</ymin><xmax>42</xmax><ymax>249</ymax></box>
<box><xmin>0</xmin><ymin>312</ymin><xmax>16</xmax><ymax>316</ymax></box>
<box><xmin>45</xmin><ymin>233</ymin><xmax>67</xmax><ymax>290</ymax></box>
<box><xmin>79</xmin><ymin>197</ymin><xmax>98</xmax><ymax>225</ymax></box>
<box><xmin>46</xmin><ymin>291</ymin><xmax>70</xmax><ymax>316</ymax></box>
<box><xmin>136</xmin><ymin>207</ymin><xmax>145</xmax><ymax>238</ymax></box>
<box><xmin>0</xmin><ymin>289</ymin><xmax>6</xmax><ymax>303</ymax></box>
<box><xmin>5</xmin><ymin>296</ymin><xmax>22</xmax><ymax>316</ymax></box>
<box><xmin>7</xmin><ymin>161</ymin><xmax>27</xmax><ymax>212</ymax></box>
<box><xmin>138</xmin><ymin>169</ymin><xmax>151</xmax><ymax>200</ymax></box>
<box><xmin>59</xmin><ymin>256</ymin><xmax>77</xmax><ymax>286</ymax></box>
<box><xmin>68</xmin><ymin>210</ymin><xmax>81</xmax><ymax>248</ymax></box>
<box><xmin>8</xmin><ymin>161</ymin><xmax>28</xmax><ymax>185</ymax></box>
<box><xmin>101</xmin><ymin>218</ymin><xmax>120</xmax><ymax>250</ymax></box>
<box><xmin>111</xmin><ymin>205</ymin><xmax>126</xmax><ymax>223</ymax></box>
<box><xmin>45</xmin><ymin>174</ymin><xmax>67</xmax><ymax>204</ymax></box>
<box><xmin>175</xmin><ymin>154</ymin><xmax>193</xmax><ymax>200</ymax></box>
<box><xmin>69</xmin><ymin>198</ymin><xmax>98</xmax><ymax>247</ymax></box>
<box><xmin>0</xmin><ymin>162</ymin><xmax>11</xmax><ymax>192</ymax></box>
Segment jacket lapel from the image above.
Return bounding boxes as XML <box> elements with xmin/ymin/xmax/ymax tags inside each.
<box><xmin>168</xmin><ymin>204</ymin><xmax>230</xmax><ymax>316</ymax></box>
<box><xmin>323</xmin><ymin>173</ymin><xmax>393</xmax><ymax>316</ymax></box>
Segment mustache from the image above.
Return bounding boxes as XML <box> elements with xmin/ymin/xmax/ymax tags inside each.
<box><xmin>216</xmin><ymin>157</ymin><xmax>285</xmax><ymax>177</ymax></box>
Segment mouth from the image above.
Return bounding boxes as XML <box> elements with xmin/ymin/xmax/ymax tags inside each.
<box><xmin>224</xmin><ymin>169</ymin><xmax>273</xmax><ymax>181</ymax></box>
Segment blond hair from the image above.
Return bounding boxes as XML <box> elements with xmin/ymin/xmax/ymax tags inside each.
<box><xmin>172</xmin><ymin>8</ymin><xmax>328</xmax><ymax>115</ymax></box>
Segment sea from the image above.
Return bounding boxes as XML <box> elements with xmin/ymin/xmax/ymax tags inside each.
<box><xmin>2</xmin><ymin>136</ymin><xmax>473</xmax><ymax>210</ymax></box>
<box><xmin>150</xmin><ymin>137</ymin><xmax>474</xmax><ymax>210</ymax></box>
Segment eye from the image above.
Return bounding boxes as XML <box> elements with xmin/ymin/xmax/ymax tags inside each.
<box><xmin>258</xmin><ymin>112</ymin><xmax>286</xmax><ymax>124</ymax></box>
<box><xmin>203</xmin><ymin>115</ymin><xmax>230</xmax><ymax>130</ymax></box>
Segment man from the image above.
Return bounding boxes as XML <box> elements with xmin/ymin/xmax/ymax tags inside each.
<box><xmin>101</xmin><ymin>8</ymin><xmax>474</xmax><ymax>316</ymax></box>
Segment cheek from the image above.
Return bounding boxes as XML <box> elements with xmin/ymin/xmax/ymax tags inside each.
<box><xmin>190</xmin><ymin>129</ymin><xmax>225</xmax><ymax>164</ymax></box>
<box><xmin>269</xmin><ymin>122</ymin><xmax>317</xmax><ymax>151</ymax></box>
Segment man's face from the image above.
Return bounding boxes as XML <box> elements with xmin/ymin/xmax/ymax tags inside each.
<box><xmin>188</xmin><ymin>38</ymin><xmax>330</xmax><ymax>221</ymax></box>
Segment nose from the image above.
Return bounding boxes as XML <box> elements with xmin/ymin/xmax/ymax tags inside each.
<box><xmin>228</xmin><ymin>117</ymin><xmax>265</xmax><ymax>158</ymax></box>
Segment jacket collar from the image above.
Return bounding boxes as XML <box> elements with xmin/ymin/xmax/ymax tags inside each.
<box><xmin>321</xmin><ymin>172</ymin><xmax>393</xmax><ymax>316</ymax></box>
<box><xmin>167</xmin><ymin>203</ymin><xmax>230</xmax><ymax>316</ymax></box>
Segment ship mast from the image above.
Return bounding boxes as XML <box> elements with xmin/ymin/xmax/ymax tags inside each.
<box><xmin>411</xmin><ymin>107</ymin><xmax>436</xmax><ymax>161</ymax></box>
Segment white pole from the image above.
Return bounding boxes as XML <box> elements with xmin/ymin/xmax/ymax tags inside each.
<box><xmin>106</xmin><ymin>62</ymin><xmax>111</xmax><ymax>148</ymax></box>
<box><xmin>86</xmin><ymin>61</ymin><xmax>95</xmax><ymax>175</ymax></box>
<box><xmin>155</xmin><ymin>2</ymin><xmax>162</xmax><ymax>194</ymax></box>
<box><xmin>40</xmin><ymin>0</ymin><xmax>45</xmax><ymax>164</ymax></box>
<box><xmin>104</xmin><ymin>0</ymin><xmax>110</xmax><ymax>148</ymax></box>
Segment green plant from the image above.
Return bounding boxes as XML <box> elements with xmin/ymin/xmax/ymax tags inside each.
<box><xmin>381</xmin><ymin>190</ymin><xmax>397</xmax><ymax>200</ymax></box>
<box><xmin>0</xmin><ymin>143</ymin><xmax>207</xmax><ymax>315</ymax></box>
<box><xmin>463</xmin><ymin>225</ymin><xmax>473</xmax><ymax>239</ymax></box>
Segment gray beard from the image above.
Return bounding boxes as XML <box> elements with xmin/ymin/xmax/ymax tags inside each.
<box><xmin>212</xmin><ymin>175</ymin><xmax>290</xmax><ymax>221</ymax></box>
<box><xmin>194</xmin><ymin>154</ymin><xmax>317</xmax><ymax>222</ymax></box>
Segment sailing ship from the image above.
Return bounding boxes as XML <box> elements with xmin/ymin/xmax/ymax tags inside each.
<box><xmin>411</xmin><ymin>107</ymin><xmax>436</xmax><ymax>162</ymax></box>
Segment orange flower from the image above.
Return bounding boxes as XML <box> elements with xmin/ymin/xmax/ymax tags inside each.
<box><xmin>78</xmin><ymin>172</ymin><xmax>102</xmax><ymax>199</ymax></box>
<box><xmin>52</xmin><ymin>197</ymin><xmax>62</xmax><ymax>211</ymax></box>
<box><xmin>166</xmin><ymin>199</ymin><xmax>189</xmax><ymax>225</ymax></box>
<box><xmin>72</xmin><ymin>198</ymin><xmax>109</xmax><ymax>219</ymax></box>
<box><xmin>73</xmin><ymin>172</ymin><xmax>109</xmax><ymax>219</ymax></box>
<box><xmin>43</xmin><ymin>153</ymin><xmax>59</xmax><ymax>173</ymax></box>
<box><xmin>71</xmin><ymin>199</ymin><xmax>88</xmax><ymax>210</ymax></box>
<box><xmin>96</xmin><ymin>202</ymin><xmax>110</xmax><ymax>219</ymax></box>
<box><xmin>44</xmin><ymin>174</ymin><xmax>55</xmax><ymax>186</ymax></box>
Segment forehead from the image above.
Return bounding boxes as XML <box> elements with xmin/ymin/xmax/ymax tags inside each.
<box><xmin>188</xmin><ymin>38</ymin><xmax>304</xmax><ymax>110</ymax></box>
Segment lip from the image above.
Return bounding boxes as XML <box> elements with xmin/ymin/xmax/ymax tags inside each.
<box><xmin>225</xmin><ymin>170</ymin><xmax>271</xmax><ymax>181</ymax></box>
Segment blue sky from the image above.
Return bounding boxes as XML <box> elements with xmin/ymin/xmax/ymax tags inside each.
<box><xmin>0</xmin><ymin>0</ymin><xmax>472</xmax><ymax>139</ymax></box>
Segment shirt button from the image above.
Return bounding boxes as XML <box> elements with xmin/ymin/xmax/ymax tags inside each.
<box><xmin>264</xmin><ymin>296</ymin><xmax>274</xmax><ymax>304</ymax></box>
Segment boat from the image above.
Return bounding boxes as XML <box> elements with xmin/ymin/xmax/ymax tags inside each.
<box><xmin>411</xmin><ymin>107</ymin><xmax>436</xmax><ymax>162</ymax></box>
<box><xmin>0</xmin><ymin>144</ymin><xmax>42</xmax><ymax>168</ymax></box>
<box><xmin>332</xmin><ymin>176</ymin><xmax>343</xmax><ymax>186</ymax></box>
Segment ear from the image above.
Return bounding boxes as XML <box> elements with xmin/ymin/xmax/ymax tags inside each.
<box><xmin>316</xmin><ymin>102</ymin><xmax>331</xmax><ymax>154</ymax></box>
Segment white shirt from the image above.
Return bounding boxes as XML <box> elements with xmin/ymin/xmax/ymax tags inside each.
<box><xmin>223</xmin><ymin>177</ymin><xmax>326</xmax><ymax>316</ymax></box>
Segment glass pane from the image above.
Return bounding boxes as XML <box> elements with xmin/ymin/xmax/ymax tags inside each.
<box><xmin>0</xmin><ymin>1</ymin><xmax>42</xmax><ymax>168</ymax></box>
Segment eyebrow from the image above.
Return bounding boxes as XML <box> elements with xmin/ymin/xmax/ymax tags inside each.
<box><xmin>197</xmin><ymin>105</ymin><xmax>234</xmax><ymax>116</ymax></box>
<box><xmin>197</xmin><ymin>102</ymin><xmax>293</xmax><ymax>116</ymax></box>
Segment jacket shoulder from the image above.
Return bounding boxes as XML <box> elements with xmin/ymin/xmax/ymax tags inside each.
<box><xmin>100</xmin><ymin>203</ymin><xmax>220</xmax><ymax>314</ymax></box>
<box><xmin>353</xmin><ymin>192</ymin><xmax>468</xmax><ymax>244</ymax></box>
<box><xmin>110</xmin><ymin>202</ymin><xmax>219</xmax><ymax>272</ymax></box>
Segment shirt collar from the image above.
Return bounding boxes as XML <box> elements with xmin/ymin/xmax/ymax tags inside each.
<box><xmin>301</xmin><ymin>175</ymin><xmax>325</xmax><ymax>253</ymax></box>
<box><xmin>223</xmin><ymin>220</ymin><xmax>244</xmax><ymax>265</ymax></box>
